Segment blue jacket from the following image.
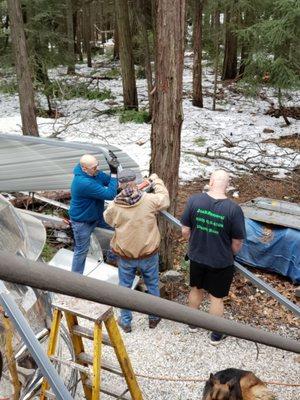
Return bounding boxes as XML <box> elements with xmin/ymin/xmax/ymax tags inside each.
<box><xmin>69</xmin><ymin>164</ymin><xmax>118</xmax><ymax>223</ymax></box>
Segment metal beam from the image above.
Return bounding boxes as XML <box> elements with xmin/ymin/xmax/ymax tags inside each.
<box><xmin>234</xmin><ymin>261</ymin><xmax>300</xmax><ymax>317</ymax></box>
<box><xmin>19</xmin><ymin>209</ymin><xmax>69</xmax><ymax>229</ymax></box>
<box><xmin>0</xmin><ymin>252</ymin><xmax>299</xmax><ymax>354</ymax></box>
<box><xmin>20</xmin><ymin>192</ymin><xmax>70</xmax><ymax>211</ymax></box>
<box><xmin>0</xmin><ymin>283</ymin><xmax>73</xmax><ymax>400</ymax></box>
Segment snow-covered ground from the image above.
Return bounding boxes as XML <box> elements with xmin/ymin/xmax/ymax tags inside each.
<box><xmin>0</xmin><ymin>53</ymin><xmax>299</xmax><ymax>181</ymax></box>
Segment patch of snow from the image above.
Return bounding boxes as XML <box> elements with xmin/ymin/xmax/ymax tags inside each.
<box><xmin>0</xmin><ymin>55</ymin><xmax>299</xmax><ymax>181</ymax></box>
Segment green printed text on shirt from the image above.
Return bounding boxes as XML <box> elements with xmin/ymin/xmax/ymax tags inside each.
<box><xmin>195</xmin><ymin>208</ymin><xmax>225</xmax><ymax>235</ymax></box>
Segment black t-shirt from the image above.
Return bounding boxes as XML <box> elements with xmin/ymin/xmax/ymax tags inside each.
<box><xmin>181</xmin><ymin>192</ymin><xmax>246</xmax><ymax>268</ymax></box>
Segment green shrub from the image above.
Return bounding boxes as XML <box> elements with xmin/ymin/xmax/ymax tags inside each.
<box><xmin>136</xmin><ymin>66</ymin><xmax>146</xmax><ymax>79</ymax></box>
<box><xmin>105</xmin><ymin>68</ymin><xmax>121</xmax><ymax>79</ymax></box>
<box><xmin>81</xmin><ymin>87</ymin><xmax>113</xmax><ymax>101</ymax></box>
<box><xmin>119</xmin><ymin>109</ymin><xmax>150</xmax><ymax>124</ymax></box>
<box><xmin>96</xmin><ymin>107</ymin><xmax>122</xmax><ymax>116</ymax></box>
<box><xmin>44</xmin><ymin>80</ymin><xmax>114</xmax><ymax>101</ymax></box>
<box><xmin>41</xmin><ymin>242</ymin><xmax>56</xmax><ymax>262</ymax></box>
<box><xmin>0</xmin><ymin>79</ymin><xmax>18</xmax><ymax>94</ymax></box>
<box><xmin>194</xmin><ymin>136</ymin><xmax>206</xmax><ymax>146</ymax></box>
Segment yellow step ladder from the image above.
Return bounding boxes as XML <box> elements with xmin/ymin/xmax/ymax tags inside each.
<box><xmin>40</xmin><ymin>294</ymin><xmax>143</xmax><ymax>400</ymax></box>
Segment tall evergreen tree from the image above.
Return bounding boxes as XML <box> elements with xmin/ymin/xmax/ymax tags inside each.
<box><xmin>66</xmin><ymin>0</ymin><xmax>76</xmax><ymax>74</ymax></box>
<box><xmin>7</xmin><ymin>0</ymin><xmax>39</xmax><ymax>136</ymax></box>
<box><xmin>150</xmin><ymin>0</ymin><xmax>186</xmax><ymax>270</ymax></box>
<box><xmin>192</xmin><ymin>0</ymin><xmax>204</xmax><ymax>107</ymax></box>
<box><xmin>212</xmin><ymin>6</ymin><xmax>220</xmax><ymax>110</ymax></box>
<box><xmin>115</xmin><ymin>0</ymin><xmax>138</xmax><ymax>110</ymax></box>
<box><xmin>222</xmin><ymin>4</ymin><xmax>238</xmax><ymax>80</ymax></box>
<box><xmin>83</xmin><ymin>2</ymin><xmax>92</xmax><ymax>67</ymax></box>
<box><xmin>240</xmin><ymin>0</ymin><xmax>300</xmax><ymax>124</ymax></box>
<box><xmin>134</xmin><ymin>0</ymin><xmax>154</xmax><ymax>115</ymax></box>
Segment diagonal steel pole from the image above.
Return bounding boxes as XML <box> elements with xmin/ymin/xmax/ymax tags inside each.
<box><xmin>0</xmin><ymin>282</ymin><xmax>73</xmax><ymax>400</ymax></box>
<box><xmin>0</xmin><ymin>252</ymin><xmax>299</xmax><ymax>354</ymax></box>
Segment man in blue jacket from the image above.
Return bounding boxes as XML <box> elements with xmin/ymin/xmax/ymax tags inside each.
<box><xmin>69</xmin><ymin>153</ymin><xmax>118</xmax><ymax>274</ymax></box>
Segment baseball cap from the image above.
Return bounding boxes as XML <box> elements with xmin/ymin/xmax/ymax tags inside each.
<box><xmin>118</xmin><ymin>169</ymin><xmax>137</xmax><ymax>183</ymax></box>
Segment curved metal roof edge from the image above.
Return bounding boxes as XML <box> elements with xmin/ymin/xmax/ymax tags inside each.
<box><xmin>0</xmin><ymin>133</ymin><xmax>118</xmax><ymax>154</ymax></box>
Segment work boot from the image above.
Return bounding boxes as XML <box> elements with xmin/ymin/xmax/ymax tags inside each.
<box><xmin>210</xmin><ymin>331</ymin><xmax>226</xmax><ymax>346</ymax></box>
<box><xmin>188</xmin><ymin>325</ymin><xmax>198</xmax><ymax>333</ymax></box>
<box><xmin>117</xmin><ymin>318</ymin><xmax>132</xmax><ymax>333</ymax></box>
<box><xmin>149</xmin><ymin>318</ymin><xmax>161</xmax><ymax>329</ymax></box>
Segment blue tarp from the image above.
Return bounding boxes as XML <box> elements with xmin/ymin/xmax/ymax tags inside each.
<box><xmin>236</xmin><ymin>218</ymin><xmax>300</xmax><ymax>284</ymax></box>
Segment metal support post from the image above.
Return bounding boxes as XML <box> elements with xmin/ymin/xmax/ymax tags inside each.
<box><xmin>0</xmin><ymin>283</ymin><xmax>73</xmax><ymax>400</ymax></box>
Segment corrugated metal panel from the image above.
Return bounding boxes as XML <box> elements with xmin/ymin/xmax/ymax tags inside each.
<box><xmin>0</xmin><ymin>134</ymin><xmax>139</xmax><ymax>192</ymax></box>
<box><xmin>241</xmin><ymin>197</ymin><xmax>300</xmax><ymax>230</ymax></box>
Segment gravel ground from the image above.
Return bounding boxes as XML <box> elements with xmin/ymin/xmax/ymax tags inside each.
<box><xmin>1</xmin><ymin>297</ymin><xmax>298</xmax><ymax>399</ymax></box>
<box><xmin>75</xmin><ymin>307</ymin><xmax>299</xmax><ymax>400</ymax></box>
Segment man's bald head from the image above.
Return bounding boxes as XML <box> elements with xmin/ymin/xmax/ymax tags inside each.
<box><xmin>209</xmin><ymin>170</ymin><xmax>230</xmax><ymax>193</ymax></box>
<box><xmin>80</xmin><ymin>154</ymin><xmax>98</xmax><ymax>168</ymax></box>
<box><xmin>80</xmin><ymin>154</ymin><xmax>99</xmax><ymax>176</ymax></box>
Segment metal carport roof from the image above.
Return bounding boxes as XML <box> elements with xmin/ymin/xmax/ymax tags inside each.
<box><xmin>0</xmin><ymin>134</ymin><xmax>139</xmax><ymax>192</ymax></box>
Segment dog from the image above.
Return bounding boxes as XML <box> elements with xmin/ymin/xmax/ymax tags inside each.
<box><xmin>202</xmin><ymin>368</ymin><xmax>276</xmax><ymax>400</ymax></box>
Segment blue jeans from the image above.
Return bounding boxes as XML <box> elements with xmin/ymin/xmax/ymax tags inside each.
<box><xmin>118</xmin><ymin>253</ymin><xmax>160</xmax><ymax>326</ymax></box>
<box><xmin>71</xmin><ymin>219</ymin><xmax>117</xmax><ymax>274</ymax></box>
<box><xmin>71</xmin><ymin>220</ymin><xmax>99</xmax><ymax>274</ymax></box>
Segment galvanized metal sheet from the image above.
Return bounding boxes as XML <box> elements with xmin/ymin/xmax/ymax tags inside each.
<box><xmin>0</xmin><ymin>134</ymin><xmax>139</xmax><ymax>192</ymax></box>
<box><xmin>49</xmin><ymin>248</ymin><xmax>139</xmax><ymax>288</ymax></box>
<box><xmin>241</xmin><ymin>197</ymin><xmax>300</xmax><ymax>230</ymax></box>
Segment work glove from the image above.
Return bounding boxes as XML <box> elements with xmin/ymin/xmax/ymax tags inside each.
<box><xmin>106</xmin><ymin>150</ymin><xmax>120</xmax><ymax>175</ymax></box>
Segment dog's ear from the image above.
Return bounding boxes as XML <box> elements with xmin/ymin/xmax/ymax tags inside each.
<box><xmin>209</xmin><ymin>373</ymin><xmax>219</xmax><ymax>385</ymax></box>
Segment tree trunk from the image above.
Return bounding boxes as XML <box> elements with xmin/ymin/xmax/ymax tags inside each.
<box><xmin>7</xmin><ymin>0</ymin><xmax>39</xmax><ymax>137</ymax></box>
<box><xmin>238</xmin><ymin>10</ymin><xmax>254</xmax><ymax>78</ymax></box>
<box><xmin>76</xmin><ymin>9</ymin><xmax>83</xmax><ymax>61</ymax></box>
<box><xmin>99</xmin><ymin>0</ymin><xmax>106</xmax><ymax>44</ymax></box>
<box><xmin>278</xmin><ymin>88</ymin><xmax>290</xmax><ymax>126</ymax></box>
<box><xmin>115</xmin><ymin>0</ymin><xmax>138</xmax><ymax>110</ymax></box>
<box><xmin>113</xmin><ymin>15</ymin><xmax>120</xmax><ymax>60</ymax></box>
<box><xmin>212</xmin><ymin>8</ymin><xmax>220</xmax><ymax>111</ymax></box>
<box><xmin>150</xmin><ymin>0</ymin><xmax>186</xmax><ymax>271</ymax></box>
<box><xmin>66</xmin><ymin>0</ymin><xmax>76</xmax><ymax>74</ymax></box>
<box><xmin>26</xmin><ymin>1</ymin><xmax>52</xmax><ymax>114</ymax></box>
<box><xmin>83</xmin><ymin>3</ymin><xmax>92</xmax><ymax>67</ymax></box>
<box><xmin>134</xmin><ymin>0</ymin><xmax>153</xmax><ymax>116</ymax></box>
<box><xmin>0</xmin><ymin>15</ymin><xmax>9</xmax><ymax>52</ymax></box>
<box><xmin>222</xmin><ymin>9</ymin><xmax>237</xmax><ymax>80</ymax></box>
<box><xmin>238</xmin><ymin>45</ymin><xmax>247</xmax><ymax>77</ymax></box>
<box><xmin>151</xmin><ymin>0</ymin><xmax>156</xmax><ymax>42</ymax></box>
<box><xmin>192</xmin><ymin>0</ymin><xmax>203</xmax><ymax>108</ymax></box>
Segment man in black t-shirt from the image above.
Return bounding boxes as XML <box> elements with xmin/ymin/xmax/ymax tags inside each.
<box><xmin>181</xmin><ymin>170</ymin><xmax>246</xmax><ymax>345</ymax></box>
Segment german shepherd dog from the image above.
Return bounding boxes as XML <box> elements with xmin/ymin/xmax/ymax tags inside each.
<box><xmin>202</xmin><ymin>368</ymin><xmax>276</xmax><ymax>400</ymax></box>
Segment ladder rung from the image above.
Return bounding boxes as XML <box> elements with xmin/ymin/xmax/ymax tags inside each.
<box><xmin>44</xmin><ymin>390</ymin><xmax>56</xmax><ymax>399</ymax></box>
<box><xmin>49</xmin><ymin>355</ymin><xmax>90</xmax><ymax>375</ymax></box>
<box><xmin>72</xmin><ymin>324</ymin><xmax>112</xmax><ymax>346</ymax></box>
<box><xmin>78</xmin><ymin>352</ymin><xmax>123</xmax><ymax>376</ymax></box>
<box><xmin>86</xmin><ymin>380</ymin><xmax>131</xmax><ymax>399</ymax></box>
